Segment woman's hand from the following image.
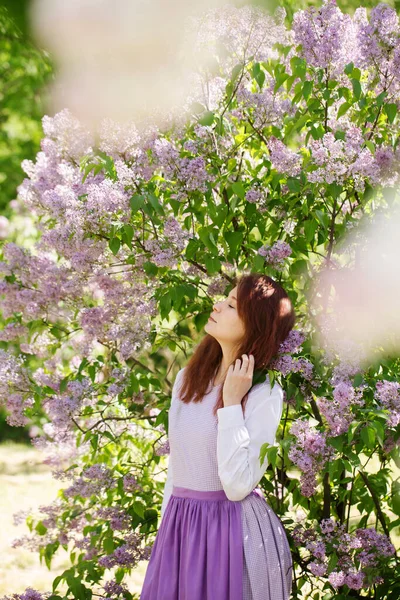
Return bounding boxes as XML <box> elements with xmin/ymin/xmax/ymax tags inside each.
<box><xmin>222</xmin><ymin>354</ymin><xmax>255</xmax><ymax>407</ymax></box>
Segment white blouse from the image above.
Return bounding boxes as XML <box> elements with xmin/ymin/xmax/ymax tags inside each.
<box><xmin>160</xmin><ymin>369</ymin><xmax>284</xmax><ymax>522</ymax></box>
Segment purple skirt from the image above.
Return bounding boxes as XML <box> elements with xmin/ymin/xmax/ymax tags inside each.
<box><xmin>140</xmin><ymin>485</ymin><xmax>282</xmax><ymax>600</ymax></box>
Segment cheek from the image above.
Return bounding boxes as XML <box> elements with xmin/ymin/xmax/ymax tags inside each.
<box><xmin>231</xmin><ymin>314</ymin><xmax>243</xmax><ymax>328</ymax></box>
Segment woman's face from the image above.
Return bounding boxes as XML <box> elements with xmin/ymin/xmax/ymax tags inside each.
<box><xmin>204</xmin><ymin>285</ymin><xmax>246</xmax><ymax>345</ymax></box>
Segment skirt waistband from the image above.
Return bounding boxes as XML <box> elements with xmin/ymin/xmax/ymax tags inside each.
<box><xmin>172</xmin><ymin>485</ymin><xmax>264</xmax><ymax>501</ymax></box>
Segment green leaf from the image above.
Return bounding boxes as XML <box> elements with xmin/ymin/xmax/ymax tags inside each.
<box><xmin>290</xmin><ymin>56</ymin><xmax>306</xmax><ymax>80</ymax></box>
<box><xmin>231</xmin><ymin>181</ymin><xmax>245</xmax><ymax>198</ymax></box>
<box><xmin>274</xmin><ymin>72</ymin><xmax>289</xmax><ymax>93</ymax></box>
<box><xmin>147</xmin><ymin>193</ymin><xmax>165</xmax><ymax>216</ymax></box>
<box><xmin>184</xmin><ymin>238</ymin><xmax>199</xmax><ymax>260</ymax></box>
<box><xmin>103</xmin><ymin>534</ymin><xmax>114</xmax><ymax>554</ymax></box>
<box><xmin>204</xmin><ymin>255</ymin><xmax>221</xmax><ymax>274</ymax></box>
<box><xmin>391</xmin><ymin>481</ymin><xmax>400</xmax><ymax>516</ymax></box>
<box><xmin>198</xmin><ymin>227</ymin><xmax>219</xmax><ymax>253</ymax></box>
<box><xmin>129</xmin><ymin>194</ymin><xmax>144</xmax><ymax>213</ymax></box>
<box><xmin>199</xmin><ymin>111</ymin><xmax>214</xmax><ymax>126</ymax></box>
<box><xmin>361</xmin><ymin>425</ymin><xmax>376</xmax><ymax>449</ymax></box>
<box><xmin>231</xmin><ymin>63</ymin><xmax>243</xmax><ymax>82</ymax></box>
<box><xmin>143</xmin><ymin>261</ymin><xmax>158</xmax><ymax>276</ymax></box>
<box><xmin>384</xmin><ymin>103</ymin><xmax>397</xmax><ymax>123</ymax></box>
<box><xmin>353</xmin><ymin>373</ymin><xmax>364</xmax><ymax>386</ymax></box>
<box><xmin>255</xmin><ymin>70</ymin><xmax>265</xmax><ymax>89</ymax></box>
<box><xmin>352</xmin><ymin>79</ymin><xmax>361</xmax><ymax>100</ymax></box>
<box><xmin>35</xmin><ymin>521</ymin><xmax>47</xmax><ymax>535</ymax></box>
<box><xmin>268</xmin><ymin>370</ymin><xmax>275</xmax><ymax>388</ymax></box>
<box><xmin>327</xmin><ymin>552</ymin><xmax>339</xmax><ymax>571</ymax></box>
<box><xmin>304</xmin><ymin>220</ymin><xmax>318</xmax><ymax>242</ymax></box>
<box><xmin>287</xmin><ymin>177</ymin><xmax>301</xmax><ymax>193</ymax></box>
<box><xmin>364</xmin><ymin>140</ymin><xmax>375</xmax><ymax>153</ymax></box>
<box><xmin>302</xmin><ymin>80</ymin><xmax>313</xmax><ymax>100</ymax></box>
<box><xmin>224</xmin><ymin>231</ymin><xmax>243</xmax><ymax>257</ymax></box>
<box><xmin>376</xmin><ymin>91</ymin><xmax>388</xmax><ymax>106</ymax></box>
<box><xmin>290</xmin><ymin>259</ymin><xmax>307</xmax><ymax>276</ymax></box>
<box><xmin>133</xmin><ymin>500</ymin><xmax>145</xmax><ymax>519</ymax></box>
<box><xmin>344</xmin><ymin>62</ymin><xmax>354</xmax><ymax>75</ymax></box>
<box><xmin>337</xmin><ymin>102</ymin><xmax>351</xmax><ymax>119</ymax></box>
<box><xmin>315</xmin><ymin>210</ymin><xmax>330</xmax><ymax>229</ymax></box>
<box><xmin>123</xmin><ymin>224</ymin><xmax>134</xmax><ymax>248</ymax></box>
<box><xmin>109</xmin><ymin>237</ymin><xmax>120</xmax><ymax>255</ymax></box>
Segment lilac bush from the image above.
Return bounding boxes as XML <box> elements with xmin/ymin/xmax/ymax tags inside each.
<box><xmin>0</xmin><ymin>1</ymin><xmax>399</xmax><ymax>598</ymax></box>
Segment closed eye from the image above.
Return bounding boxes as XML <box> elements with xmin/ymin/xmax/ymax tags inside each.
<box><xmin>228</xmin><ymin>304</ymin><xmax>234</xmax><ymax>308</ymax></box>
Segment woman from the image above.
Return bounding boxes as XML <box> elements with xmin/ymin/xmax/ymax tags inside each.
<box><xmin>141</xmin><ymin>272</ymin><xmax>295</xmax><ymax>600</ymax></box>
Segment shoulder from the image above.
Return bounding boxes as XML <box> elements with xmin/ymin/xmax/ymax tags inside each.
<box><xmin>171</xmin><ymin>366</ymin><xmax>186</xmax><ymax>398</ymax></box>
<box><xmin>245</xmin><ymin>377</ymin><xmax>283</xmax><ymax>415</ymax></box>
<box><xmin>249</xmin><ymin>376</ymin><xmax>283</xmax><ymax>399</ymax></box>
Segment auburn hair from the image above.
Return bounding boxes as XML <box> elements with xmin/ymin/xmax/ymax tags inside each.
<box><xmin>178</xmin><ymin>271</ymin><xmax>296</xmax><ymax>417</ymax></box>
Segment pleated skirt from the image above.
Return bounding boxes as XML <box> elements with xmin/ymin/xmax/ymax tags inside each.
<box><xmin>140</xmin><ymin>486</ymin><xmax>293</xmax><ymax>600</ymax></box>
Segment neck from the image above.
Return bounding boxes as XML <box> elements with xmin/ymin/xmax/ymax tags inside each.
<box><xmin>214</xmin><ymin>345</ymin><xmax>238</xmax><ymax>384</ymax></box>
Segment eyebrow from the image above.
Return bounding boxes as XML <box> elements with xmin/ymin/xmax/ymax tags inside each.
<box><xmin>229</xmin><ymin>295</ymin><xmax>237</xmax><ymax>301</ymax></box>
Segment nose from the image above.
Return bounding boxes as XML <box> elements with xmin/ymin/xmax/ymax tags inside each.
<box><xmin>213</xmin><ymin>300</ymin><xmax>221</xmax><ymax>312</ymax></box>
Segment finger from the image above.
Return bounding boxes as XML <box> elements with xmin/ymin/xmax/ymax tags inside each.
<box><xmin>241</xmin><ymin>354</ymin><xmax>249</xmax><ymax>371</ymax></box>
<box><xmin>234</xmin><ymin>358</ymin><xmax>241</xmax><ymax>372</ymax></box>
<box><xmin>249</xmin><ymin>354</ymin><xmax>255</xmax><ymax>369</ymax></box>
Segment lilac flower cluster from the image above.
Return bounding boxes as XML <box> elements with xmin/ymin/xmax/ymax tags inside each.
<box><xmin>103</xmin><ymin>579</ymin><xmax>129</xmax><ymax>599</ymax></box>
<box><xmin>206</xmin><ymin>276</ymin><xmax>229</xmax><ymax>297</ymax></box>
<box><xmin>244</xmin><ymin>184</ymin><xmax>269</xmax><ymax>212</ymax></box>
<box><xmin>0</xmin><ymin>588</ymin><xmax>48</xmax><ymax>600</ymax></box>
<box><xmin>317</xmin><ymin>381</ymin><xmax>366</xmax><ymax>436</ymax></box>
<box><xmin>143</xmin><ymin>238</ymin><xmax>178</xmax><ymax>269</ymax></box>
<box><xmin>98</xmin><ymin>531</ymin><xmax>150</xmax><ymax>569</ymax></box>
<box><xmin>293</xmin><ymin>517</ymin><xmax>395</xmax><ymax>590</ymax></box>
<box><xmin>269</xmin><ymin>329</ymin><xmax>317</xmax><ymax>384</ymax></box>
<box><xmin>63</xmin><ymin>463</ymin><xmax>116</xmax><ymax>499</ymax></box>
<box><xmin>267</xmin><ymin>137</ymin><xmax>302</xmax><ymax>177</ymax></box>
<box><xmin>123</xmin><ymin>473</ymin><xmax>142</xmax><ymax>492</ymax></box>
<box><xmin>288</xmin><ymin>419</ymin><xmax>336</xmax><ymax>496</ymax></box>
<box><xmin>43</xmin><ymin>377</ymin><xmax>94</xmax><ymax>432</ymax></box>
<box><xmin>278</xmin><ymin>329</ymin><xmax>307</xmax><ymax>354</ymax></box>
<box><xmin>258</xmin><ymin>240</ymin><xmax>292</xmax><ymax>270</ymax></box>
<box><xmin>155</xmin><ymin>438</ymin><xmax>170</xmax><ymax>456</ymax></box>
<box><xmin>164</xmin><ymin>216</ymin><xmax>194</xmax><ymax>253</ymax></box>
<box><xmin>270</xmin><ymin>355</ymin><xmax>315</xmax><ymax>382</ymax></box>
<box><xmin>307</xmin><ymin>129</ymin><xmax>400</xmax><ymax>191</ymax></box>
<box><xmin>236</xmin><ymin>83</ymin><xmax>296</xmax><ymax>131</ymax></box>
<box><xmin>355</xmin><ymin>4</ymin><xmax>400</xmax><ymax>94</ymax></box>
<box><xmin>153</xmin><ymin>138</ymin><xmax>209</xmax><ymax>193</ymax></box>
<box><xmin>292</xmin><ymin>0</ymin><xmax>359</xmax><ymax>77</ymax></box>
<box><xmin>375</xmin><ymin>379</ymin><xmax>400</xmax><ymax>427</ymax></box>
<box><xmin>0</xmin><ymin>349</ymin><xmax>34</xmax><ymax>426</ymax></box>
<box><xmin>95</xmin><ymin>506</ymin><xmax>132</xmax><ymax>531</ymax></box>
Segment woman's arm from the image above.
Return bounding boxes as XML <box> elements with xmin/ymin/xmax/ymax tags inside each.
<box><xmin>216</xmin><ymin>381</ymin><xmax>284</xmax><ymax>501</ymax></box>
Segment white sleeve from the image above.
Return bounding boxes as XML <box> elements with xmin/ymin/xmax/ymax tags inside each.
<box><xmin>216</xmin><ymin>381</ymin><xmax>284</xmax><ymax>501</ymax></box>
<box><xmin>159</xmin><ymin>367</ymin><xmax>184</xmax><ymax>525</ymax></box>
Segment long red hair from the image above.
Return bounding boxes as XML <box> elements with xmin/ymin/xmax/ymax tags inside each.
<box><xmin>178</xmin><ymin>271</ymin><xmax>296</xmax><ymax>417</ymax></box>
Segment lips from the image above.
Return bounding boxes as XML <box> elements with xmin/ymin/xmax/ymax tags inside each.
<box><xmin>209</xmin><ymin>315</ymin><xmax>217</xmax><ymax>323</ymax></box>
